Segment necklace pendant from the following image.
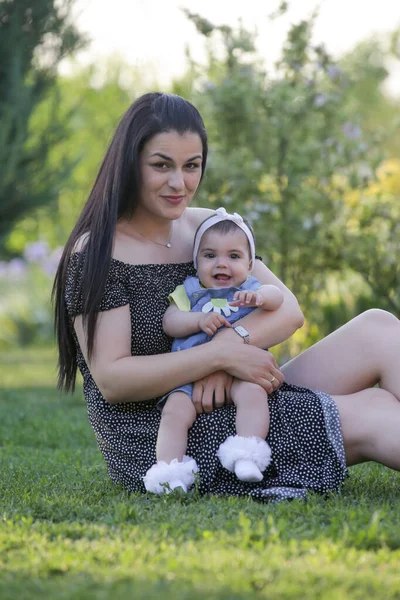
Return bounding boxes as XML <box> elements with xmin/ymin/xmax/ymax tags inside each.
<box><xmin>166</xmin><ymin>242</ymin><xmax>172</xmax><ymax>248</ymax></box>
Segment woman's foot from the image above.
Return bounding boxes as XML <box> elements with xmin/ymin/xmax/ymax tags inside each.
<box><xmin>216</xmin><ymin>435</ymin><xmax>271</xmax><ymax>483</ymax></box>
<box><xmin>143</xmin><ymin>455</ymin><xmax>198</xmax><ymax>494</ymax></box>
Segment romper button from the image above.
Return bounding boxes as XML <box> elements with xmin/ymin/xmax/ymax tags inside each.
<box><xmin>177</xmin><ymin>346</ymin><xmax>181</xmax><ymax>351</ymax></box>
<box><xmin>193</xmin><ymin>293</ymin><xmax>198</xmax><ymax>298</ymax></box>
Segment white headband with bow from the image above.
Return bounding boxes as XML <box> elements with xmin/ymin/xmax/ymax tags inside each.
<box><xmin>193</xmin><ymin>207</ymin><xmax>255</xmax><ymax>269</ymax></box>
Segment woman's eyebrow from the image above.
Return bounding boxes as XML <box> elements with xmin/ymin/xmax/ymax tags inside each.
<box><xmin>150</xmin><ymin>152</ymin><xmax>202</xmax><ymax>161</ymax></box>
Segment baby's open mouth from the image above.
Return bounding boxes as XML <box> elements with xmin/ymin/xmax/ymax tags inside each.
<box><xmin>214</xmin><ymin>274</ymin><xmax>230</xmax><ymax>281</ymax></box>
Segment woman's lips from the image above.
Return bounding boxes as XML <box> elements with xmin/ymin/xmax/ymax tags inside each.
<box><xmin>161</xmin><ymin>195</ymin><xmax>185</xmax><ymax>205</ymax></box>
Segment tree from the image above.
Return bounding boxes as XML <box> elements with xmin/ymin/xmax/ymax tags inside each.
<box><xmin>5</xmin><ymin>59</ymin><xmax>149</xmax><ymax>253</ymax></box>
<box><xmin>0</xmin><ymin>0</ymin><xmax>85</xmax><ymax>250</ymax></box>
<box><xmin>178</xmin><ymin>10</ymin><xmax>399</xmax><ymax>328</ymax></box>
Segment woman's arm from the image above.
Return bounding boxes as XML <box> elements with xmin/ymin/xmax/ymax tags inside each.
<box><xmin>214</xmin><ymin>260</ymin><xmax>304</xmax><ymax>349</ymax></box>
<box><xmin>74</xmin><ymin>303</ymin><xmax>282</xmax><ymax>404</ymax></box>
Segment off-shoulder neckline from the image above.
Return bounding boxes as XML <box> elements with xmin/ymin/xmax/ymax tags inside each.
<box><xmin>71</xmin><ymin>252</ymin><xmax>194</xmax><ymax>268</ymax></box>
<box><xmin>110</xmin><ymin>257</ymin><xmax>195</xmax><ymax>268</ymax></box>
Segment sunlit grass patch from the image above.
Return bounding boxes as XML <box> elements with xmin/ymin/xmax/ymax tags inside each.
<box><xmin>1</xmin><ymin>346</ymin><xmax>400</xmax><ymax>599</ymax></box>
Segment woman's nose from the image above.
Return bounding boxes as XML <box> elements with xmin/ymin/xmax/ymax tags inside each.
<box><xmin>168</xmin><ymin>169</ymin><xmax>184</xmax><ymax>191</ymax></box>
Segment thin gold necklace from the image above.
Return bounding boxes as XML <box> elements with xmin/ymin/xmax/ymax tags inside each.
<box><xmin>138</xmin><ymin>230</ymin><xmax>172</xmax><ymax>248</ymax></box>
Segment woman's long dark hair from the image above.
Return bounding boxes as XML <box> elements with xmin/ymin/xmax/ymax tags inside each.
<box><xmin>53</xmin><ymin>92</ymin><xmax>208</xmax><ymax>392</ymax></box>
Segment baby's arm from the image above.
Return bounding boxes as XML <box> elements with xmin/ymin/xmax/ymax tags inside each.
<box><xmin>163</xmin><ymin>302</ymin><xmax>230</xmax><ymax>338</ymax></box>
<box><xmin>230</xmin><ymin>285</ymin><xmax>284</xmax><ymax>311</ymax></box>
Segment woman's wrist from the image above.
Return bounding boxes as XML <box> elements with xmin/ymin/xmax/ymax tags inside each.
<box><xmin>209</xmin><ymin>338</ymin><xmax>232</xmax><ymax>371</ymax></box>
<box><xmin>213</xmin><ymin>325</ymin><xmax>246</xmax><ymax>345</ymax></box>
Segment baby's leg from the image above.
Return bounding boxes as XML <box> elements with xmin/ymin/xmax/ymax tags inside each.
<box><xmin>231</xmin><ymin>380</ymin><xmax>270</xmax><ymax>439</ymax></box>
<box><xmin>144</xmin><ymin>392</ymin><xmax>198</xmax><ymax>494</ymax></box>
<box><xmin>157</xmin><ymin>391</ymin><xmax>197</xmax><ymax>463</ymax></box>
<box><xmin>217</xmin><ymin>380</ymin><xmax>272</xmax><ymax>483</ymax></box>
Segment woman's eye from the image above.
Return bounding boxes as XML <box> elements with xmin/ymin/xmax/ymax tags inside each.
<box><xmin>152</xmin><ymin>162</ymin><xmax>169</xmax><ymax>169</ymax></box>
<box><xmin>186</xmin><ymin>162</ymin><xmax>200</xmax><ymax>170</ymax></box>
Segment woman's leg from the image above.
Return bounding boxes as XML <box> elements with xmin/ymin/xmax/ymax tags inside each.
<box><xmin>334</xmin><ymin>388</ymin><xmax>400</xmax><ymax>470</ymax></box>
<box><xmin>282</xmin><ymin>309</ymin><xmax>400</xmax><ymax>400</ymax></box>
<box><xmin>156</xmin><ymin>392</ymin><xmax>197</xmax><ymax>463</ymax></box>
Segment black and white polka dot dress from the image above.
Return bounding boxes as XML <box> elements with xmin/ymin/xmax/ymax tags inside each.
<box><xmin>65</xmin><ymin>254</ymin><xmax>348</xmax><ymax>502</ymax></box>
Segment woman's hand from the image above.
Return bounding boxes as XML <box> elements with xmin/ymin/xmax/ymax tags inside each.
<box><xmin>192</xmin><ymin>370</ymin><xmax>233</xmax><ymax>414</ymax></box>
<box><xmin>219</xmin><ymin>342</ymin><xmax>284</xmax><ymax>395</ymax></box>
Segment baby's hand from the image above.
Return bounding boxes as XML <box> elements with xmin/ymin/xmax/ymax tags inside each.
<box><xmin>230</xmin><ymin>290</ymin><xmax>263</xmax><ymax>308</ymax></box>
<box><xmin>198</xmin><ymin>312</ymin><xmax>231</xmax><ymax>335</ymax></box>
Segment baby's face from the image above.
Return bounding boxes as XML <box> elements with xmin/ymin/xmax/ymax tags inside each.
<box><xmin>196</xmin><ymin>228</ymin><xmax>252</xmax><ymax>288</ymax></box>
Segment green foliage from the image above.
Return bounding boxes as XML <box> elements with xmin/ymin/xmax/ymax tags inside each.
<box><xmin>181</xmin><ymin>11</ymin><xmax>399</xmax><ymax>319</ymax></box>
<box><xmin>340</xmin><ymin>38</ymin><xmax>400</xmax><ymax>156</ymax></box>
<box><xmin>3</xmin><ymin>6</ymin><xmax>400</xmax><ymax>347</ymax></box>
<box><xmin>0</xmin><ymin>264</ymin><xmax>54</xmax><ymax>349</ymax></box>
<box><xmin>338</xmin><ymin>160</ymin><xmax>400</xmax><ymax>315</ymax></box>
<box><xmin>0</xmin><ymin>0</ymin><xmax>85</xmax><ymax>250</ymax></box>
<box><xmin>1</xmin><ymin>347</ymin><xmax>400</xmax><ymax>599</ymax></box>
<box><xmin>5</xmin><ymin>61</ymin><xmax>148</xmax><ymax>253</ymax></box>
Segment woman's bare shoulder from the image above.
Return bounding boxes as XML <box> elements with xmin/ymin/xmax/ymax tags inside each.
<box><xmin>73</xmin><ymin>233</ymin><xmax>90</xmax><ymax>253</ymax></box>
<box><xmin>186</xmin><ymin>207</ymin><xmax>215</xmax><ymax>227</ymax></box>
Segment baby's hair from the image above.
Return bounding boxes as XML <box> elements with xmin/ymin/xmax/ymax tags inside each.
<box><xmin>194</xmin><ymin>214</ymin><xmax>255</xmax><ymax>259</ymax></box>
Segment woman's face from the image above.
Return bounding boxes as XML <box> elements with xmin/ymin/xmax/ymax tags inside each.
<box><xmin>138</xmin><ymin>130</ymin><xmax>203</xmax><ymax>221</ymax></box>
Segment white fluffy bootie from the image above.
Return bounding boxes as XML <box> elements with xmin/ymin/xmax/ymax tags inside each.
<box><xmin>216</xmin><ymin>435</ymin><xmax>272</xmax><ymax>483</ymax></box>
<box><xmin>143</xmin><ymin>455</ymin><xmax>199</xmax><ymax>494</ymax></box>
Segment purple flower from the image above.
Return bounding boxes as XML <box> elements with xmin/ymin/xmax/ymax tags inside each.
<box><xmin>326</xmin><ymin>64</ymin><xmax>342</xmax><ymax>80</ymax></box>
<box><xmin>7</xmin><ymin>258</ymin><xmax>27</xmax><ymax>279</ymax></box>
<box><xmin>324</xmin><ymin>137</ymin><xmax>336</xmax><ymax>147</ymax></box>
<box><xmin>342</xmin><ymin>122</ymin><xmax>361</xmax><ymax>140</ymax></box>
<box><xmin>314</xmin><ymin>93</ymin><xmax>328</xmax><ymax>108</ymax></box>
<box><xmin>23</xmin><ymin>241</ymin><xmax>50</xmax><ymax>263</ymax></box>
<box><xmin>41</xmin><ymin>246</ymin><xmax>63</xmax><ymax>277</ymax></box>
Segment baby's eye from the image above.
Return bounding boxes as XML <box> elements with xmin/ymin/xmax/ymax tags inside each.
<box><xmin>204</xmin><ymin>253</ymin><xmax>215</xmax><ymax>259</ymax></box>
<box><xmin>230</xmin><ymin>253</ymin><xmax>240</xmax><ymax>259</ymax></box>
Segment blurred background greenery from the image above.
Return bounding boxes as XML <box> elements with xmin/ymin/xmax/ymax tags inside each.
<box><xmin>1</xmin><ymin>0</ymin><xmax>399</xmax><ymax>362</ymax></box>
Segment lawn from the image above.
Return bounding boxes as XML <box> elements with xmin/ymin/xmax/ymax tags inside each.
<box><xmin>1</xmin><ymin>347</ymin><xmax>400</xmax><ymax>599</ymax></box>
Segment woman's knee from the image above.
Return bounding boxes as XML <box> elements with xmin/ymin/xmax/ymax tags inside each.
<box><xmin>356</xmin><ymin>309</ymin><xmax>399</xmax><ymax>333</ymax></box>
<box><xmin>348</xmin><ymin>310</ymin><xmax>400</xmax><ymax>360</ymax></box>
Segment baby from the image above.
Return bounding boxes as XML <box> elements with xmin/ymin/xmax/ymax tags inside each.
<box><xmin>144</xmin><ymin>208</ymin><xmax>284</xmax><ymax>494</ymax></box>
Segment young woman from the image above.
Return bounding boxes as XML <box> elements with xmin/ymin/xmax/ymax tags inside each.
<box><xmin>54</xmin><ymin>92</ymin><xmax>400</xmax><ymax>502</ymax></box>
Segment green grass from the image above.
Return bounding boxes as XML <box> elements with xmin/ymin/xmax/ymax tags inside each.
<box><xmin>1</xmin><ymin>347</ymin><xmax>400</xmax><ymax>599</ymax></box>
